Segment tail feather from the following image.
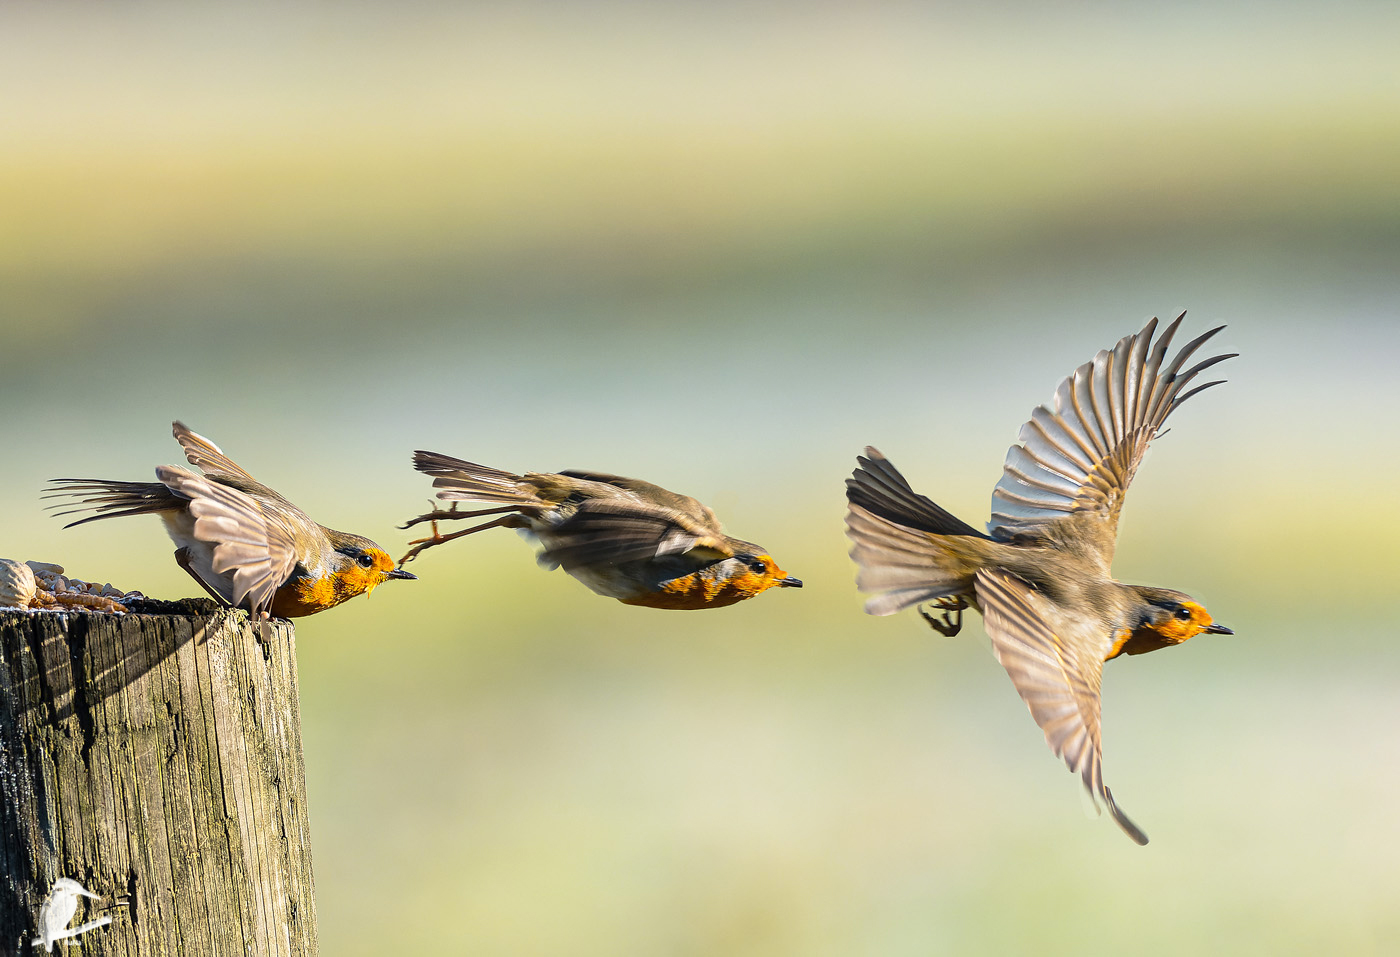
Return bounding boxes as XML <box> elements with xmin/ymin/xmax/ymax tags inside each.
<box><xmin>845</xmin><ymin>448</ymin><xmax>988</xmax><ymax>618</ymax></box>
<box><xmin>847</xmin><ymin>448</ymin><xmax>986</xmax><ymax>538</ymax></box>
<box><xmin>45</xmin><ymin>479</ymin><xmax>184</xmax><ymax>528</ymax></box>
<box><xmin>846</xmin><ymin>504</ymin><xmax>968</xmax><ymax>615</ymax></box>
<box><xmin>412</xmin><ymin>451</ymin><xmax>545</xmax><ymax>509</ymax></box>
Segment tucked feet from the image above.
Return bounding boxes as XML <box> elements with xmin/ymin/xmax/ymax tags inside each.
<box><xmin>919</xmin><ymin>595</ymin><xmax>968</xmax><ymax>637</ymax></box>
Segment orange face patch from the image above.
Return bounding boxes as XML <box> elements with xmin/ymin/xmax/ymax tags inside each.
<box><xmin>1110</xmin><ymin>601</ymin><xmax>1216</xmax><ymax>659</ymax></box>
<box><xmin>343</xmin><ymin>548</ymin><xmax>397</xmax><ymax>598</ymax></box>
<box><xmin>1152</xmin><ymin>601</ymin><xmax>1215</xmax><ymax>643</ymax></box>
<box><xmin>269</xmin><ymin>549</ymin><xmax>396</xmax><ymax>618</ymax></box>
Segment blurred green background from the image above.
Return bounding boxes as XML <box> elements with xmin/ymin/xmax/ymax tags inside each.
<box><xmin>3</xmin><ymin>2</ymin><xmax>1399</xmax><ymax>954</ymax></box>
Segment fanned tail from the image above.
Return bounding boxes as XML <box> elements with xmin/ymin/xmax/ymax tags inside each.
<box><xmin>44</xmin><ymin>478</ymin><xmax>184</xmax><ymax>528</ymax></box>
<box><xmin>845</xmin><ymin>448</ymin><xmax>988</xmax><ymax>616</ymax></box>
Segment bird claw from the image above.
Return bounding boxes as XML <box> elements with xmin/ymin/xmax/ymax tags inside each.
<box><xmin>398</xmin><ymin>512</ymin><xmax>521</xmax><ymax>566</ymax></box>
<box><xmin>918</xmin><ymin>595</ymin><xmax>968</xmax><ymax>637</ymax></box>
<box><xmin>397</xmin><ymin>520</ymin><xmax>445</xmax><ymax>565</ymax></box>
<box><xmin>398</xmin><ymin>502</ymin><xmax>460</xmax><ymax>530</ymax></box>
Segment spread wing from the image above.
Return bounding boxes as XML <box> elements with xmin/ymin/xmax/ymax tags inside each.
<box><xmin>974</xmin><ymin>569</ymin><xmax>1148</xmax><ymax>845</ymax></box>
<box><xmin>988</xmin><ymin>314</ymin><xmax>1235</xmax><ymax>568</ymax></box>
<box><xmin>540</xmin><ymin>500</ymin><xmax>735</xmax><ymax>572</ymax></box>
<box><xmin>171</xmin><ymin>421</ymin><xmax>261</xmax><ymax>483</ymax></box>
<box><xmin>157</xmin><ymin>465</ymin><xmax>300</xmax><ymax>617</ymax></box>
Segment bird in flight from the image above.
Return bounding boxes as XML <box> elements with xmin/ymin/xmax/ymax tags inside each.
<box><xmin>845</xmin><ymin>314</ymin><xmax>1235</xmax><ymax>844</ymax></box>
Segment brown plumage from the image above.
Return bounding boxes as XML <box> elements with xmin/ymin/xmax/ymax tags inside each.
<box><xmin>400</xmin><ymin>452</ymin><xmax>801</xmax><ymax>608</ymax></box>
<box><xmin>845</xmin><ymin>313</ymin><xmax>1236</xmax><ymax>844</ymax></box>
<box><xmin>46</xmin><ymin>422</ymin><xmax>415</xmax><ymax>618</ymax></box>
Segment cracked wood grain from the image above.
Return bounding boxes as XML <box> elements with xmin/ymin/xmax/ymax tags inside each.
<box><xmin>0</xmin><ymin>610</ymin><xmax>317</xmax><ymax>956</ymax></box>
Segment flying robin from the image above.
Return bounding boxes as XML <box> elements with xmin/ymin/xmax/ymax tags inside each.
<box><xmin>46</xmin><ymin>422</ymin><xmax>416</xmax><ymax>618</ymax></box>
<box><xmin>845</xmin><ymin>313</ymin><xmax>1235</xmax><ymax>844</ymax></box>
<box><xmin>399</xmin><ymin>453</ymin><xmax>801</xmax><ymax>609</ymax></box>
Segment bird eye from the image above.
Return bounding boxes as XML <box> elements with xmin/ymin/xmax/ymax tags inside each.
<box><xmin>746</xmin><ymin>558</ymin><xmax>768</xmax><ymax>574</ymax></box>
<box><xmin>358</xmin><ymin>553</ymin><xmax>376</xmax><ymax>568</ymax></box>
<box><xmin>1175</xmin><ymin>607</ymin><xmax>1193</xmax><ymax>620</ymax></box>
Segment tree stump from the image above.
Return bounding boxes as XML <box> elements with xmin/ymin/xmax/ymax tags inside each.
<box><xmin>0</xmin><ymin>606</ymin><xmax>317</xmax><ymax>955</ymax></box>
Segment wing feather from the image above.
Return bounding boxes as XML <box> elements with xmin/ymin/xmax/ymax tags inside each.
<box><xmin>555</xmin><ymin>470</ymin><xmax>720</xmax><ymax>528</ymax></box>
<box><xmin>171</xmin><ymin>422</ymin><xmax>260</xmax><ymax>483</ymax></box>
<box><xmin>974</xmin><ymin>569</ymin><xmax>1148</xmax><ymax>845</ymax></box>
<box><xmin>540</xmin><ymin>500</ymin><xmax>734</xmax><ymax>572</ymax></box>
<box><xmin>988</xmin><ymin>314</ymin><xmax>1236</xmax><ymax>567</ymax></box>
<box><xmin>156</xmin><ymin>466</ymin><xmax>299</xmax><ymax>616</ymax></box>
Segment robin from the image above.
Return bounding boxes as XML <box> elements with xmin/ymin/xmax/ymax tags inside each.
<box><xmin>46</xmin><ymin>422</ymin><xmax>416</xmax><ymax>618</ymax></box>
<box><xmin>399</xmin><ymin>453</ymin><xmax>801</xmax><ymax>609</ymax></box>
<box><xmin>845</xmin><ymin>313</ymin><xmax>1235</xmax><ymax>844</ymax></box>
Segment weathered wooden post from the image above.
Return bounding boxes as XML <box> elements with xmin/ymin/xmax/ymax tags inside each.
<box><xmin>0</xmin><ymin>605</ymin><xmax>317</xmax><ymax>955</ymax></box>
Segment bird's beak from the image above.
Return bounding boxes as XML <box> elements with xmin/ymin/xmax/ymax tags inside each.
<box><xmin>1204</xmin><ymin>623</ymin><xmax>1233</xmax><ymax>634</ymax></box>
<box><xmin>386</xmin><ymin>568</ymin><xmax>418</xmax><ymax>581</ymax></box>
<box><xmin>779</xmin><ymin>576</ymin><xmax>803</xmax><ymax>588</ymax></box>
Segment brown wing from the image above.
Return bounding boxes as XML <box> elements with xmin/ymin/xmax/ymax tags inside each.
<box><xmin>157</xmin><ymin>466</ymin><xmax>300</xmax><ymax>617</ymax></box>
<box><xmin>556</xmin><ymin>469</ymin><xmax>721</xmax><ymax>528</ymax></box>
<box><xmin>988</xmin><ymin>314</ymin><xmax>1235</xmax><ymax>569</ymax></box>
<box><xmin>974</xmin><ymin>568</ymin><xmax>1148</xmax><ymax>845</ymax></box>
<box><xmin>171</xmin><ymin>422</ymin><xmax>260</xmax><ymax>483</ymax></box>
<box><xmin>540</xmin><ymin>500</ymin><xmax>735</xmax><ymax>572</ymax></box>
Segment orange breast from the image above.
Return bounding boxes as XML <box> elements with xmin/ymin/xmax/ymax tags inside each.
<box><xmin>1105</xmin><ymin>627</ymin><xmax>1135</xmax><ymax>660</ymax></box>
<box><xmin>1107</xmin><ymin>623</ymin><xmax>1186</xmax><ymax>659</ymax></box>
<box><xmin>269</xmin><ymin>575</ymin><xmax>340</xmax><ymax>618</ymax></box>
<box><xmin>268</xmin><ymin>566</ymin><xmax>387</xmax><ymax>618</ymax></box>
<box><xmin>620</xmin><ymin>569</ymin><xmax>773</xmax><ymax>610</ymax></box>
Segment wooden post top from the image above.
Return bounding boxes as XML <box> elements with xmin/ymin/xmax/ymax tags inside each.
<box><xmin>0</xmin><ymin>608</ymin><xmax>317</xmax><ymax>956</ymax></box>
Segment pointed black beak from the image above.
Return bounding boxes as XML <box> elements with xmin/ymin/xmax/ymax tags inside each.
<box><xmin>1204</xmin><ymin>623</ymin><xmax>1233</xmax><ymax>634</ymax></box>
<box><xmin>780</xmin><ymin>577</ymin><xmax>803</xmax><ymax>588</ymax></box>
<box><xmin>387</xmin><ymin>568</ymin><xmax>418</xmax><ymax>581</ymax></box>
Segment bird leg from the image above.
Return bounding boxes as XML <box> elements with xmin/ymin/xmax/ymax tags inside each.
<box><xmin>398</xmin><ymin>515</ymin><xmax>520</xmax><ymax>565</ymax></box>
<box><xmin>174</xmin><ymin>547</ymin><xmax>232</xmax><ymax>607</ymax></box>
<box><xmin>399</xmin><ymin>502</ymin><xmax>520</xmax><ymax>530</ymax></box>
<box><xmin>919</xmin><ymin>595</ymin><xmax>968</xmax><ymax>637</ymax></box>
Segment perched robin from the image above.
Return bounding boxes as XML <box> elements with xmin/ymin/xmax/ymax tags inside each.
<box><xmin>46</xmin><ymin>422</ymin><xmax>416</xmax><ymax>618</ymax></box>
<box><xmin>400</xmin><ymin>453</ymin><xmax>801</xmax><ymax>608</ymax></box>
<box><xmin>845</xmin><ymin>314</ymin><xmax>1235</xmax><ymax>844</ymax></box>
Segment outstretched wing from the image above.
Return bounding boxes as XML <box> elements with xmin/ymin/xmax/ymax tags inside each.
<box><xmin>974</xmin><ymin>569</ymin><xmax>1148</xmax><ymax>845</ymax></box>
<box><xmin>172</xmin><ymin>422</ymin><xmax>260</xmax><ymax>483</ymax></box>
<box><xmin>988</xmin><ymin>314</ymin><xmax>1235</xmax><ymax>569</ymax></box>
<box><xmin>540</xmin><ymin>500</ymin><xmax>735</xmax><ymax>572</ymax></box>
<box><xmin>157</xmin><ymin>465</ymin><xmax>300</xmax><ymax>616</ymax></box>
